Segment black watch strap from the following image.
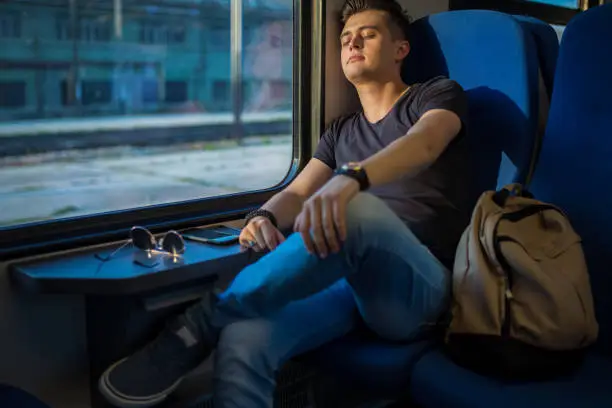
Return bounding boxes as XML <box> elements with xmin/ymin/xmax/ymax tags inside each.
<box><xmin>335</xmin><ymin>163</ymin><xmax>370</xmax><ymax>191</ymax></box>
<box><xmin>244</xmin><ymin>209</ymin><xmax>278</xmax><ymax>228</ymax></box>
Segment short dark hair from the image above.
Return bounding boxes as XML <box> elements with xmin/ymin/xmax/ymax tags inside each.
<box><xmin>340</xmin><ymin>0</ymin><xmax>412</xmax><ymax>41</ymax></box>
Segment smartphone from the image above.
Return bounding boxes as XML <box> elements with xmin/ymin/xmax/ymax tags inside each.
<box><xmin>182</xmin><ymin>225</ymin><xmax>241</xmax><ymax>245</ymax></box>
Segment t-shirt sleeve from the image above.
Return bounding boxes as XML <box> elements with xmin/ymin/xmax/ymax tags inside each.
<box><xmin>313</xmin><ymin>121</ymin><xmax>338</xmax><ymax>170</ymax></box>
<box><xmin>415</xmin><ymin>76</ymin><xmax>468</xmax><ymax>121</ymax></box>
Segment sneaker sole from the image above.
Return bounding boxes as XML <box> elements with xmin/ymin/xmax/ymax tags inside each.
<box><xmin>98</xmin><ymin>358</ymin><xmax>184</xmax><ymax>408</ymax></box>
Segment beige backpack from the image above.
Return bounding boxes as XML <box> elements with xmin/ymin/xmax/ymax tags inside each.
<box><xmin>445</xmin><ymin>184</ymin><xmax>598</xmax><ymax>380</ymax></box>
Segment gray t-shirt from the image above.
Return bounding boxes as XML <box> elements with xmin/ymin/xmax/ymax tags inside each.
<box><xmin>314</xmin><ymin>76</ymin><xmax>471</xmax><ymax>267</ymax></box>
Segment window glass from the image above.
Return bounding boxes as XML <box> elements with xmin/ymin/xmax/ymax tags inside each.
<box><xmin>525</xmin><ymin>0</ymin><xmax>581</xmax><ymax>8</ymax></box>
<box><xmin>0</xmin><ymin>0</ymin><xmax>294</xmax><ymax>228</ymax></box>
<box><xmin>551</xmin><ymin>24</ymin><xmax>566</xmax><ymax>42</ymax></box>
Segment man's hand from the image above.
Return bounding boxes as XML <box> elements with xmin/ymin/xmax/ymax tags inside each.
<box><xmin>293</xmin><ymin>175</ymin><xmax>360</xmax><ymax>258</ymax></box>
<box><xmin>239</xmin><ymin>216</ymin><xmax>285</xmax><ymax>252</ymax></box>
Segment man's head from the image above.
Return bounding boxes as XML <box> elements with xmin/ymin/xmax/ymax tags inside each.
<box><xmin>339</xmin><ymin>0</ymin><xmax>412</xmax><ymax>85</ymax></box>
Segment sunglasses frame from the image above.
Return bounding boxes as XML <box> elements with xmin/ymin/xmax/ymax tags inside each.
<box><xmin>95</xmin><ymin>226</ymin><xmax>186</xmax><ymax>264</ymax></box>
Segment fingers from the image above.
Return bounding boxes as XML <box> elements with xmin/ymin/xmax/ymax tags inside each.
<box><xmin>261</xmin><ymin>222</ymin><xmax>283</xmax><ymax>251</ymax></box>
<box><xmin>295</xmin><ymin>209</ymin><xmax>315</xmax><ymax>255</ymax></box>
<box><xmin>295</xmin><ymin>196</ymin><xmax>344</xmax><ymax>258</ymax></box>
<box><xmin>323</xmin><ymin>199</ymin><xmax>340</xmax><ymax>254</ymax></box>
<box><xmin>309</xmin><ymin>198</ymin><xmax>328</xmax><ymax>258</ymax></box>
<box><xmin>275</xmin><ymin>228</ymin><xmax>286</xmax><ymax>246</ymax></box>
<box><xmin>239</xmin><ymin>226</ymin><xmax>263</xmax><ymax>252</ymax></box>
<box><xmin>293</xmin><ymin>177</ymin><xmax>353</xmax><ymax>257</ymax></box>
<box><xmin>333</xmin><ymin>199</ymin><xmax>347</xmax><ymax>242</ymax></box>
<box><xmin>241</xmin><ymin>217</ymin><xmax>285</xmax><ymax>252</ymax></box>
<box><xmin>252</xmin><ymin>222</ymin><xmax>267</xmax><ymax>250</ymax></box>
<box><xmin>238</xmin><ymin>228</ymin><xmax>252</xmax><ymax>247</ymax></box>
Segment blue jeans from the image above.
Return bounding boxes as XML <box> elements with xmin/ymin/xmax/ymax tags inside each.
<box><xmin>210</xmin><ymin>193</ymin><xmax>451</xmax><ymax>408</ymax></box>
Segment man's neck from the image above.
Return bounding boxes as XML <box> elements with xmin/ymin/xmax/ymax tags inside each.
<box><xmin>356</xmin><ymin>80</ymin><xmax>410</xmax><ymax>123</ymax></box>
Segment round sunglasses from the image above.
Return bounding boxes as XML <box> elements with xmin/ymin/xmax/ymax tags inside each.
<box><xmin>95</xmin><ymin>226</ymin><xmax>186</xmax><ymax>262</ymax></box>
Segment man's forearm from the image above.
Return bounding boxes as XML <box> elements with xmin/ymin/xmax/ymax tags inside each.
<box><xmin>360</xmin><ymin>128</ymin><xmax>435</xmax><ymax>187</ymax></box>
<box><xmin>260</xmin><ymin>190</ymin><xmax>306</xmax><ymax>231</ymax></box>
<box><xmin>360</xmin><ymin>109</ymin><xmax>462</xmax><ymax>187</ymax></box>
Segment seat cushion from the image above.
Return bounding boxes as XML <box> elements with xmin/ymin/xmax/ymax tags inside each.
<box><xmin>410</xmin><ymin>351</ymin><xmax>612</xmax><ymax>408</ymax></box>
<box><xmin>305</xmin><ymin>330</ymin><xmax>436</xmax><ymax>397</ymax></box>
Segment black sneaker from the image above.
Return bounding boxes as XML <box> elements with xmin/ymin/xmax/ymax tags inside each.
<box><xmin>99</xmin><ymin>294</ymin><xmax>219</xmax><ymax>407</ymax></box>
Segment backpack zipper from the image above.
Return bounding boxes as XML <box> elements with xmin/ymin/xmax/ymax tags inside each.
<box><xmin>493</xmin><ymin>205</ymin><xmax>555</xmax><ymax>339</ymax></box>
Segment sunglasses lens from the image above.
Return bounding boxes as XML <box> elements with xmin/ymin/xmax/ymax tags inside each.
<box><xmin>131</xmin><ymin>227</ymin><xmax>156</xmax><ymax>251</ymax></box>
<box><xmin>161</xmin><ymin>231</ymin><xmax>185</xmax><ymax>254</ymax></box>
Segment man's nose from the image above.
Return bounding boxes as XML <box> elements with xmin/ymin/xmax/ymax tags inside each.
<box><xmin>349</xmin><ymin>36</ymin><xmax>363</xmax><ymax>49</ymax></box>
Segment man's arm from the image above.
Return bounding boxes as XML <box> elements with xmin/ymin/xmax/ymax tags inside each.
<box><xmin>259</xmin><ymin>158</ymin><xmax>333</xmax><ymax>231</ymax></box>
<box><xmin>240</xmin><ymin>158</ymin><xmax>332</xmax><ymax>252</ymax></box>
<box><xmin>359</xmin><ymin>108</ymin><xmax>463</xmax><ymax>187</ymax></box>
<box><xmin>294</xmin><ymin>79</ymin><xmax>466</xmax><ymax>257</ymax></box>
<box><xmin>294</xmin><ymin>108</ymin><xmax>463</xmax><ymax>258</ymax></box>
<box><xmin>241</xmin><ymin>119</ymin><xmax>338</xmax><ymax>252</ymax></box>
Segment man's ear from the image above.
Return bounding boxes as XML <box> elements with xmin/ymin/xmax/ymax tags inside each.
<box><xmin>395</xmin><ymin>40</ymin><xmax>411</xmax><ymax>62</ymax></box>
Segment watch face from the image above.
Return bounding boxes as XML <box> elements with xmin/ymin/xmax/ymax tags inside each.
<box><xmin>344</xmin><ymin>162</ymin><xmax>362</xmax><ymax>171</ymax></box>
<box><xmin>337</xmin><ymin>162</ymin><xmax>369</xmax><ymax>191</ymax></box>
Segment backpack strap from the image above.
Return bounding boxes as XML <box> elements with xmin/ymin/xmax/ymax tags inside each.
<box><xmin>492</xmin><ymin>183</ymin><xmax>534</xmax><ymax>207</ymax></box>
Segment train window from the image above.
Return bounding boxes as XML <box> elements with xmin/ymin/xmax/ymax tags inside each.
<box><xmin>525</xmin><ymin>0</ymin><xmax>581</xmax><ymax>8</ymax></box>
<box><xmin>451</xmin><ymin>0</ymin><xmax>584</xmax><ymax>24</ymax></box>
<box><xmin>552</xmin><ymin>24</ymin><xmax>566</xmax><ymax>41</ymax></box>
<box><xmin>0</xmin><ymin>1</ymin><xmax>295</xmax><ymax>236</ymax></box>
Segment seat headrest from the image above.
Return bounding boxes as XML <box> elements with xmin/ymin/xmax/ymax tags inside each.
<box><xmin>402</xmin><ymin>10</ymin><xmax>540</xmax><ymax>192</ymax></box>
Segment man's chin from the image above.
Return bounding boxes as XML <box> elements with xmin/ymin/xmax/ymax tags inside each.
<box><xmin>344</xmin><ymin>71</ymin><xmax>375</xmax><ymax>85</ymax></box>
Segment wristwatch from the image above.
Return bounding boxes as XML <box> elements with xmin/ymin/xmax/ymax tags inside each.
<box><xmin>334</xmin><ymin>162</ymin><xmax>370</xmax><ymax>191</ymax></box>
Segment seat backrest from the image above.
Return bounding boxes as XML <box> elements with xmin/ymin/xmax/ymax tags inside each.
<box><xmin>512</xmin><ymin>15</ymin><xmax>560</xmax><ymax>185</ymax></box>
<box><xmin>402</xmin><ymin>10</ymin><xmax>541</xmax><ymax>198</ymax></box>
<box><xmin>513</xmin><ymin>15</ymin><xmax>560</xmax><ymax>101</ymax></box>
<box><xmin>528</xmin><ymin>4</ymin><xmax>612</xmax><ymax>356</ymax></box>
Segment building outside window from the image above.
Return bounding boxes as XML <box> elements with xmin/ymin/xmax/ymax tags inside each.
<box><xmin>0</xmin><ymin>0</ymin><xmax>295</xmax><ymax>231</ymax></box>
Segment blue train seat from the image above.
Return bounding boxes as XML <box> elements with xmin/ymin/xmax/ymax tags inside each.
<box><xmin>514</xmin><ymin>15</ymin><xmax>559</xmax><ymax>100</ymax></box>
<box><xmin>402</xmin><ymin>10</ymin><xmax>542</xmax><ymax>193</ymax></box>
<box><xmin>409</xmin><ymin>5</ymin><xmax>612</xmax><ymax>407</ymax></box>
<box><xmin>0</xmin><ymin>384</ymin><xmax>50</xmax><ymax>408</ymax></box>
<box><xmin>513</xmin><ymin>15</ymin><xmax>560</xmax><ymax>185</ymax></box>
<box><xmin>303</xmin><ymin>10</ymin><xmax>545</xmax><ymax>398</ymax></box>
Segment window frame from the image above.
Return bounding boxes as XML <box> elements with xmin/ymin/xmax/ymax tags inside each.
<box><xmin>0</xmin><ymin>0</ymin><xmax>313</xmax><ymax>261</ymax></box>
<box><xmin>449</xmin><ymin>0</ymin><xmax>596</xmax><ymax>25</ymax></box>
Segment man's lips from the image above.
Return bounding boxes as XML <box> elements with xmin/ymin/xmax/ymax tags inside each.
<box><xmin>348</xmin><ymin>55</ymin><xmax>365</xmax><ymax>63</ymax></box>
